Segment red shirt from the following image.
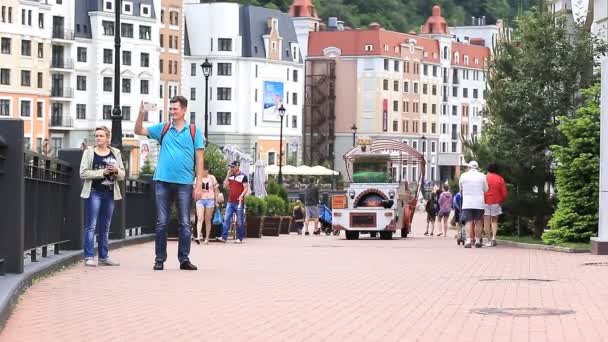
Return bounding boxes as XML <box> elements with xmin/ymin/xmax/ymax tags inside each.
<box><xmin>227</xmin><ymin>172</ymin><xmax>248</xmax><ymax>203</ymax></box>
<box><xmin>484</xmin><ymin>172</ymin><xmax>507</xmax><ymax>205</ymax></box>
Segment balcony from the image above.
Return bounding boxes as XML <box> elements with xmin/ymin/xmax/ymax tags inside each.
<box><xmin>52</xmin><ymin>29</ymin><xmax>75</xmax><ymax>41</ymax></box>
<box><xmin>51</xmin><ymin>87</ymin><xmax>74</xmax><ymax>98</ymax></box>
<box><xmin>50</xmin><ymin>115</ymin><xmax>73</xmax><ymax>128</ymax></box>
<box><xmin>50</xmin><ymin>58</ymin><xmax>74</xmax><ymax>70</ymax></box>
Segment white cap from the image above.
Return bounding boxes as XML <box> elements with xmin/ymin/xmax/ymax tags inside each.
<box><xmin>468</xmin><ymin>161</ymin><xmax>479</xmax><ymax>169</ymax></box>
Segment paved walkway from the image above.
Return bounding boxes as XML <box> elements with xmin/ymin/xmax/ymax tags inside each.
<box><xmin>2</xmin><ymin>216</ymin><xmax>608</xmax><ymax>341</ymax></box>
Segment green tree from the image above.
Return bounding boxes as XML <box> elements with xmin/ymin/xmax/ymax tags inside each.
<box><xmin>205</xmin><ymin>143</ymin><xmax>228</xmax><ymax>191</ymax></box>
<box><xmin>543</xmin><ymin>84</ymin><xmax>601</xmax><ymax>244</ymax></box>
<box><xmin>466</xmin><ymin>6</ymin><xmax>602</xmax><ymax>238</ymax></box>
<box><xmin>140</xmin><ymin>159</ymin><xmax>155</xmax><ymax>176</ymax></box>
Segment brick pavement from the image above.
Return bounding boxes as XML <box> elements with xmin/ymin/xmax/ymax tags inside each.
<box><xmin>2</xmin><ymin>215</ymin><xmax>608</xmax><ymax>342</ymax></box>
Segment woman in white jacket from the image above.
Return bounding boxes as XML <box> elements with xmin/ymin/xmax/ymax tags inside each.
<box><xmin>79</xmin><ymin>126</ymin><xmax>125</xmax><ymax>267</ymax></box>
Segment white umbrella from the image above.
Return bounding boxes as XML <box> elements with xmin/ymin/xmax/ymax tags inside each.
<box><xmin>296</xmin><ymin>165</ymin><xmax>314</xmax><ymax>176</ymax></box>
<box><xmin>253</xmin><ymin>159</ymin><xmax>267</xmax><ymax>198</ymax></box>
<box><xmin>311</xmin><ymin>165</ymin><xmax>339</xmax><ymax>176</ymax></box>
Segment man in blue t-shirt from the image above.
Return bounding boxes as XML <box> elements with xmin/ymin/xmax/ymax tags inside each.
<box><xmin>135</xmin><ymin>96</ymin><xmax>205</xmax><ymax>271</ymax></box>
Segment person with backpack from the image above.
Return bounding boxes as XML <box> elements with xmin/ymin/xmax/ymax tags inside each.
<box><xmin>135</xmin><ymin>96</ymin><xmax>205</xmax><ymax>271</ymax></box>
<box><xmin>424</xmin><ymin>192</ymin><xmax>440</xmax><ymax>236</ymax></box>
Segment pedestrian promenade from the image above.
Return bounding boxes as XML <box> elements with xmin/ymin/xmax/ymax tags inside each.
<box><xmin>2</xmin><ymin>215</ymin><xmax>608</xmax><ymax>341</ymax></box>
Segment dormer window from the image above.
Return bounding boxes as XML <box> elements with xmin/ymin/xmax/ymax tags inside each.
<box><xmin>464</xmin><ymin>56</ymin><xmax>469</xmax><ymax>65</ymax></box>
<box><xmin>474</xmin><ymin>58</ymin><xmax>479</xmax><ymax>65</ymax></box>
<box><xmin>141</xmin><ymin>4</ymin><xmax>151</xmax><ymax>17</ymax></box>
<box><xmin>384</xmin><ymin>44</ymin><xmax>389</xmax><ymax>52</ymax></box>
<box><xmin>271</xmin><ymin>41</ymin><xmax>277</xmax><ymax>52</ymax></box>
<box><xmin>104</xmin><ymin>0</ymin><xmax>113</xmax><ymax>11</ymax></box>
<box><xmin>454</xmin><ymin>52</ymin><xmax>459</xmax><ymax>64</ymax></box>
<box><xmin>123</xmin><ymin>1</ymin><xmax>132</xmax><ymax>15</ymax></box>
<box><xmin>364</xmin><ymin>44</ymin><xmax>373</xmax><ymax>51</ymax></box>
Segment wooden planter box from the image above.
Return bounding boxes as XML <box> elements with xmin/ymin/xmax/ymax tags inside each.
<box><xmin>246</xmin><ymin>216</ymin><xmax>263</xmax><ymax>238</ymax></box>
<box><xmin>262</xmin><ymin>216</ymin><xmax>281</xmax><ymax>236</ymax></box>
<box><xmin>280</xmin><ymin>216</ymin><xmax>292</xmax><ymax>234</ymax></box>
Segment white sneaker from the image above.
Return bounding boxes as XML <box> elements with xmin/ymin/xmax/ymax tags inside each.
<box><xmin>98</xmin><ymin>259</ymin><xmax>120</xmax><ymax>266</ymax></box>
<box><xmin>234</xmin><ymin>239</ymin><xmax>243</xmax><ymax>244</ymax></box>
<box><xmin>84</xmin><ymin>259</ymin><xmax>97</xmax><ymax>267</ymax></box>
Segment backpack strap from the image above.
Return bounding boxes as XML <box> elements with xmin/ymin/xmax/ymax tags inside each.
<box><xmin>159</xmin><ymin>122</ymin><xmax>171</xmax><ymax>145</ymax></box>
<box><xmin>189</xmin><ymin>124</ymin><xmax>196</xmax><ymax>144</ymax></box>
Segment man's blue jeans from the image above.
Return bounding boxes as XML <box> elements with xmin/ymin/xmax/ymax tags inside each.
<box><xmin>221</xmin><ymin>202</ymin><xmax>244</xmax><ymax>241</ymax></box>
<box><xmin>84</xmin><ymin>190</ymin><xmax>114</xmax><ymax>260</ymax></box>
<box><xmin>155</xmin><ymin>181</ymin><xmax>192</xmax><ymax>263</ymax></box>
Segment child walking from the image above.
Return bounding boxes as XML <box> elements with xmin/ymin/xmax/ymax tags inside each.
<box><xmin>424</xmin><ymin>193</ymin><xmax>440</xmax><ymax>236</ymax></box>
<box><xmin>293</xmin><ymin>200</ymin><xmax>305</xmax><ymax>235</ymax></box>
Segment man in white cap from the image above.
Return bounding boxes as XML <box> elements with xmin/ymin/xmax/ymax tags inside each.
<box><xmin>459</xmin><ymin>160</ymin><xmax>488</xmax><ymax>248</ymax></box>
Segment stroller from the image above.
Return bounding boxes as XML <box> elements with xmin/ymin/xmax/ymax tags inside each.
<box><xmin>314</xmin><ymin>204</ymin><xmax>338</xmax><ymax>236</ymax></box>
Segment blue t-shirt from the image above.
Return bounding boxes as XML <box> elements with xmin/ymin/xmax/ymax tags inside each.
<box><xmin>147</xmin><ymin>121</ymin><xmax>205</xmax><ymax>185</ymax></box>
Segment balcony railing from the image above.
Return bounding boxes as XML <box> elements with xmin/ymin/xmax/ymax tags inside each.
<box><xmin>51</xmin><ymin>87</ymin><xmax>74</xmax><ymax>98</ymax></box>
<box><xmin>50</xmin><ymin>116</ymin><xmax>73</xmax><ymax>128</ymax></box>
<box><xmin>52</xmin><ymin>29</ymin><xmax>75</xmax><ymax>40</ymax></box>
<box><xmin>50</xmin><ymin>58</ymin><xmax>74</xmax><ymax>69</ymax></box>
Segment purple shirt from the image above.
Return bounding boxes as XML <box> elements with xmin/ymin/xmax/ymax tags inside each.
<box><xmin>438</xmin><ymin>191</ymin><xmax>453</xmax><ymax>213</ymax></box>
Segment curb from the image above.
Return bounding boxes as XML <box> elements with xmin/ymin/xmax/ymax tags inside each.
<box><xmin>496</xmin><ymin>239</ymin><xmax>590</xmax><ymax>253</ymax></box>
<box><xmin>0</xmin><ymin>234</ymin><xmax>154</xmax><ymax>332</ymax></box>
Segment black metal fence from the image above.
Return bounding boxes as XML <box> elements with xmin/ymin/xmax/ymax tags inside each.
<box><xmin>0</xmin><ymin>119</ymin><xmax>155</xmax><ymax>275</ymax></box>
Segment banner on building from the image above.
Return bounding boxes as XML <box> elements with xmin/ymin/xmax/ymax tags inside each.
<box><xmin>263</xmin><ymin>81</ymin><xmax>284</xmax><ymax>122</ymax></box>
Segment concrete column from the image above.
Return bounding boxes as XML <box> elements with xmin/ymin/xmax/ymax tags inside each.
<box><xmin>592</xmin><ymin>57</ymin><xmax>608</xmax><ymax>254</ymax></box>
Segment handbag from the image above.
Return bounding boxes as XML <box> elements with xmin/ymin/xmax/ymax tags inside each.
<box><xmin>212</xmin><ymin>207</ymin><xmax>223</xmax><ymax>226</ymax></box>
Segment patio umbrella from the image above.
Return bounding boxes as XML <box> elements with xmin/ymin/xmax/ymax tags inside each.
<box><xmin>311</xmin><ymin>165</ymin><xmax>339</xmax><ymax>176</ymax></box>
<box><xmin>253</xmin><ymin>159</ymin><xmax>267</xmax><ymax>198</ymax></box>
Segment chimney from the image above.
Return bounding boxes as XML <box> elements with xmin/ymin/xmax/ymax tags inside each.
<box><xmin>477</xmin><ymin>17</ymin><xmax>481</xmax><ymax>26</ymax></box>
<box><xmin>328</xmin><ymin>17</ymin><xmax>338</xmax><ymax>31</ymax></box>
<box><xmin>482</xmin><ymin>16</ymin><xmax>486</xmax><ymax>25</ymax></box>
<box><xmin>337</xmin><ymin>20</ymin><xmax>345</xmax><ymax>31</ymax></box>
<box><xmin>471</xmin><ymin>16</ymin><xmax>476</xmax><ymax>25</ymax></box>
<box><xmin>368</xmin><ymin>22</ymin><xmax>382</xmax><ymax>31</ymax></box>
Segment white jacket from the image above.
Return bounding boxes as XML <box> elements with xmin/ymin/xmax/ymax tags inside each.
<box><xmin>459</xmin><ymin>169</ymin><xmax>488</xmax><ymax>210</ymax></box>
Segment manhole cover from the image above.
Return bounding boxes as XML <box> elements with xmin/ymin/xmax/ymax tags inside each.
<box><xmin>479</xmin><ymin>278</ymin><xmax>555</xmax><ymax>282</ymax></box>
<box><xmin>473</xmin><ymin>307</ymin><xmax>575</xmax><ymax>317</ymax></box>
<box><xmin>310</xmin><ymin>245</ymin><xmax>343</xmax><ymax>248</ymax></box>
<box><xmin>582</xmin><ymin>262</ymin><xmax>608</xmax><ymax>266</ymax></box>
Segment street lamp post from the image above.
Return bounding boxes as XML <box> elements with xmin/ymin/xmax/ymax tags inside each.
<box><xmin>421</xmin><ymin>135</ymin><xmax>428</xmax><ymax>196</ymax></box>
<box><xmin>593</xmin><ymin>57</ymin><xmax>608</xmax><ymax>254</ymax></box>
<box><xmin>278</xmin><ymin>105</ymin><xmax>286</xmax><ymax>185</ymax></box>
<box><xmin>200</xmin><ymin>58</ymin><xmax>212</xmax><ymax>142</ymax></box>
<box><xmin>111</xmin><ymin>0</ymin><xmax>122</xmax><ymax>148</ymax></box>
<box><xmin>351</xmin><ymin>124</ymin><xmax>357</xmax><ymax>147</ymax></box>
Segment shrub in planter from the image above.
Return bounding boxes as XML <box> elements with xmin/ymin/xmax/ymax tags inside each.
<box><xmin>263</xmin><ymin>195</ymin><xmax>285</xmax><ymax>236</ymax></box>
<box><xmin>245</xmin><ymin>195</ymin><xmax>266</xmax><ymax>238</ymax></box>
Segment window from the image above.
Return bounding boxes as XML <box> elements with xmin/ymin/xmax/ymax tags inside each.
<box><xmin>121</xmin><ymin>23</ymin><xmax>133</xmax><ymax>38</ymax></box>
<box><xmin>0</xmin><ymin>69</ymin><xmax>10</xmax><ymax>85</ymax></box>
<box><xmin>431</xmin><ymin>123</ymin><xmax>436</xmax><ymax>134</ymax></box>
<box><xmin>76</xmin><ymin>75</ymin><xmax>86</xmax><ymax>90</ymax></box>
<box><xmin>422</xmin><ymin>103</ymin><xmax>427</xmax><ymax>114</ymax></box>
<box><xmin>122</xmin><ymin>51</ymin><xmax>131</xmax><ymax>65</ymax></box>
<box><xmin>122</xmin><ymin>79</ymin><xmax>131</xmax><ymax>93</ymax></box>
<box><xmin>394</xmin><ymin>80</ymin><xmax>399</xmax><ymax>92</ymax></box>
<box><xmin>431</xmin><ymin>104</ymin><xmax>436</xmax><ymax>115</ymax></box>
<box><xmin>442</xmin><ymin>124</ymin><xmax>447</xmax><ymax>134</ymax></box>
<box><xmin>20</xmin><ymin>100</ymin><xmax>31</xmax><ymax>117</ymax></box>
<box><xmin>136</xmin><ymin>53</ymin><xmax>147</xmax><ymax>68</ymax></box>
<box><xmin>141</xmin><ymin>5</ymin><xmax>150</xmax><ymax>16</ymax></box>
<box><xmin>139</xmin><ymin>25</ymin><xmax>151</xmax><ymax>40</ymax></box>
<box><xmin>190</xmin><ymin>87</ymin><xmax>196</xmax><ymax>101</ymax></box>
<box><xmin>452</xmin><ymin>86</ymin><xmax>458</xmax><ymax>97</ymax></box>
<box><xmin>364</xmin><ymin>44</ymin><xmax>373</xmax><ymax>51</ymax></box>
<box><xmin>413</xmin><ymin>83</ymin><xmax>419</xmax><ymax>94</ymax></box>
<box><xmin>292</xmin><ymin>93</ymin><xmax>298</xmax><ymax>105</ymax></box>
<box><xmin>463</xmin><ymin>88</ymin><xmax>468</xmax><ymax>98</ymax></box>
<box><xmin>189</xmin><ymin>63</ymin><xmax>196</xmax><ymax>76</ymax></box>
<box><xmin>170</xmin><ymin>11</ymin><xmax>179</xmax><ymax>26</ymax></box>
<box><xmin>442</xmin><ymin>104</ymin><xmax>447</xmax><ymax>115</ymax></box>
<box><xmin>76</xmin><ymin>104</ymin><xmax>86</xmax><ymax>119</ymax></box>
<box><xmin>403</xmin><ymin>101</ymin><xmax>408</xmax><ymax>112</ymax></box>
<box><xmin>383</xmin><ymin>79</ymin><xmax>388</xmax><ymax>91</ymax></box>
<box><xmin>394</xmin><ymin>60</ymin><xmax>399</xmax><ymax>72</ymax></box>
<box><xmin>36</xmin><ymin>101</ymin><xmax>43</xmax><ymax>118</ymax></box>
<box><xmin>473</xmin><ymin>89</ymin><xmax>478</xmax><ymax>99</ymax></box>
<box><xmin>405</xmin><ymin>61</ymin><xmax>410</xmax><ymax>73</ymax></box>
<box><xmin>102</xmin><ymin>20</ymin><xmax>114</xmax><ymax>36</ymax></box>
<box><xmin>140</xmin><ymin>80</ymin><xmax>149</xmax><ymax>94</ymax></box>
<box><xmin>103</xmin><ymin>105</ymin><xmax>112</xmax><ymax>119</ymax></box>
<box><xmin>218</xmin><ymin>38</ymin><xmax>232</xmax><ymax>51</ymax></box>
<box><xmin>103</xmin><ymin>49</ymin><xmax>112</xmax><ymax>64</ymax></box>
<box><xmin>384</xmin><ymin>59</ymin><xmax>389</xmax><ymax>71</ymax></box>
<box><xmin>217</xmin><ymin>112</ymin><xmax>231</xmax><ymax>125</ymax></box>
<box><xmin>451</xmin><ymin>124</ymin><xmax>458</xmax><ymax>140</ymax></box>
<box><xmin>422</xmin><ymin>84</ymin><xmax>428</xmax><ymax>95</ymax></box>
<box><xmin>268</xmin><ymin>152</ymin><xmax>276</xmax><ymax>165</ymax></box>
<box><xmin>423</xmin><ymin>64</ymin><xmax>428</xmax><ymax>75</ymax></box>
<box><xmin>21</xmin><ymin>40</ymin><xmax>31</xmax><ymax>56</ymax></box>
<box><xmin>1</xmin><ymin>38</ymin><xmax>10</xmax><ymax>54</ymax></box>
<box><xmin>160</xmin><ymin>34</ymin><xmax>164</xmax><ymax>48</ymax></box>
<box><xmin>77</xmin><ymin>47</ymin><xmax>87</xmax><ymax>62</ymax></box>
<box><xmin>293</xmin><ymin>70</ymin><xmax>298</xmax><ymax>82</ymax></box>
<box><xmin>189</xmin><ymin>112</ymin><xmax>196</xmax><ymax>123</ymax></box>
<box><xmin>37</xmin><ymin>72</ymin><xmax>42</xmax><ymax>88</ymax></box>
<box><xmin>122</xmin><ymin>106</ymin><xmax>131</xmax><ymax>120</ymax></box>
<box><xmin>0</xmin><ymin>99</ymin><xmax>9</xmax><ymax>116</ymax></box>
<box><xmin>393</xmin><ymin>101</ymin><xmax>398</xmax><ymax>112</ymax></box>
<box><xmin>433</xmin><ymin>66</ymin><xmax>438</xmax><ymax>77</ymax></box>
<box><xmin>21</xmin><ymin>70</ymin><xmax>31</xmax><ymax>86</ymax></box>
<box><xmin>432</xmin><ymin>85</ymin><xmax>437</xmax><ymax>96</ymax></box>
<box><xmin>422</xmin><ymin>122</ymin><xmax>427</xmax><ymax>133</ymax></box>
<box><xmin>159</xmin><ymin>84</ymin><xmax>163</xmax><ymax>98</ymax></box>
<box><xmin>123</xmin><ymin>2</ymin><xmax>132</xmax><ymax>14</ymax></box>
<box><xmin>218</xmin><ymin>63</ymin><xmax>232</xmax><ymax>76</ymax></box>
<box><xmin>103</xmin><ymin>77</ymin><xmax>112</xmax><ymax>92</ymax></box>
<box><xmin>217</xmin><ymin>87</ymin><xmax>231</xmax><ymax>101</ymax></box>
<box><xmin>452</xmin><ymin>105</ymin><xmax>457</xmax><ymax>116</ymax></box>
<box><xmin>292</xmin><ymin>116</ymin><xmax>297</xmax><ymax>128</ymax></box>
<box><xmin>452</xmin><ymin>142</ymin><xmax>457</xmax><ymax>153</ymax></box>
<box><xmin>393</xmin><ymin>120</ymin><xmax>398</xmax><ymax>132</ymax></box>
<box><xmin>403</xmin><ymin>81</ymin><xmax>409</xmax><ymax>93</ymax></box>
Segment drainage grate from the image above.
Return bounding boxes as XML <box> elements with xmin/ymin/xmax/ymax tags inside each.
<box><xmin>473</xmin><ymin>307</ymin><xmax>575</xmax><ymax>317</ymax></box>
<box><xmin>582</xmin><ymin>262</ymin><xmax>608</xmax><ymax>266</ymax></box>
<box><xmin>479</xmin><ymin>278</ymin><xmax>556</xmax><ymax>282</ymax></box>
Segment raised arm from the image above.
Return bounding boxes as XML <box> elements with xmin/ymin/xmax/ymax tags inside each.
<box><xmin>134</xmin><ymin>101</ymin><xmax>149</xmax><ymax>137</ymax></box>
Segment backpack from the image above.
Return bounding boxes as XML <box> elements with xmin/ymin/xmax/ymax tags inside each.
<box><xmin>159</xmin><ymin>122</ymin><xmax>197</xmax><ymax>169</ymax></box>
<box><xmin>432</xmin><ymin>201</ymin><xmax>440</xmax><ymax>214</ymax></box>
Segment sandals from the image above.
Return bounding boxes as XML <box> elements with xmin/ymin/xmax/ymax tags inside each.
<box><xmin>437</xmin><ymin>233</ymin><xmax>443</xmax><ymax>237</ymax></box>
<box><xmin>194</xmin><ymin>238</ymin><xmax>201</xmax><ymax>245</ymax></box>
<box><xmin>424</xmin><ymin>232</ymin><xmax>429</xmax><ymax>236</ymax></box>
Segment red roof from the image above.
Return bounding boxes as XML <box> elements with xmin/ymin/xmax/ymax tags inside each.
<box><xmin>451</xmin><ymin>42</ymin><xmax>490</xmax><ymax>69</ymax></box>
<box><xmin>308</xmin><ymin>28</ymin><xmax>440</xmax><ymax>64</ymax></box>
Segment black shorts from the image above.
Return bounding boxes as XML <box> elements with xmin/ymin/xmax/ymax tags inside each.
<box><xmin>461</xmin><ymin>209</ymin><xmax>484</xmax><ymax>222</ymax></box>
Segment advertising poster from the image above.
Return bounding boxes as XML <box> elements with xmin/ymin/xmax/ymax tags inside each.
<box><xmin>263</xmin><ymin>81</ymin><xmax>284</xmax><ymax>122</ymax></box>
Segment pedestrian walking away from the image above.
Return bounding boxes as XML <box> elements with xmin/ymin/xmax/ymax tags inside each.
<box><xmin>303</xmin><ymin>178</ymin><xmax>320</xmax><ymax>235</ymax></box>
<box><xmin>135</xmin><ymin>96</ymin><xmax>205</xmax><ymax>271</ymax></box>
<box><xmin>424</xmin><ymin>192</ymin><xmax>440</xmax><ymax>236</ymax></box>
<box><xmin>194</xmin><ymin>165</ymin><xmax>220</xmax><ymax>244</ymax></box>
<box><xmin>483</xmin><ymin>163</ymin><xmax>508</xmax><ymax>247</ymax></box>
<box><xmin>218</xmin><ymin>161</ymin><xmax>249</xmax><ymax>243</ymax></box>
<box><xmin>459</xmin><ymin>161</ymin><xmax>488</xmax><ymax>248</ymax></box>
<box><xmin>79</xmin><ymin>126</ymin><xmax>125</xmax><ymax>267</ymax></box>
<box><xmin>437</xmin><ymin>185</ymin><xmax>453</xmax><ymax>237</ymax></box>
